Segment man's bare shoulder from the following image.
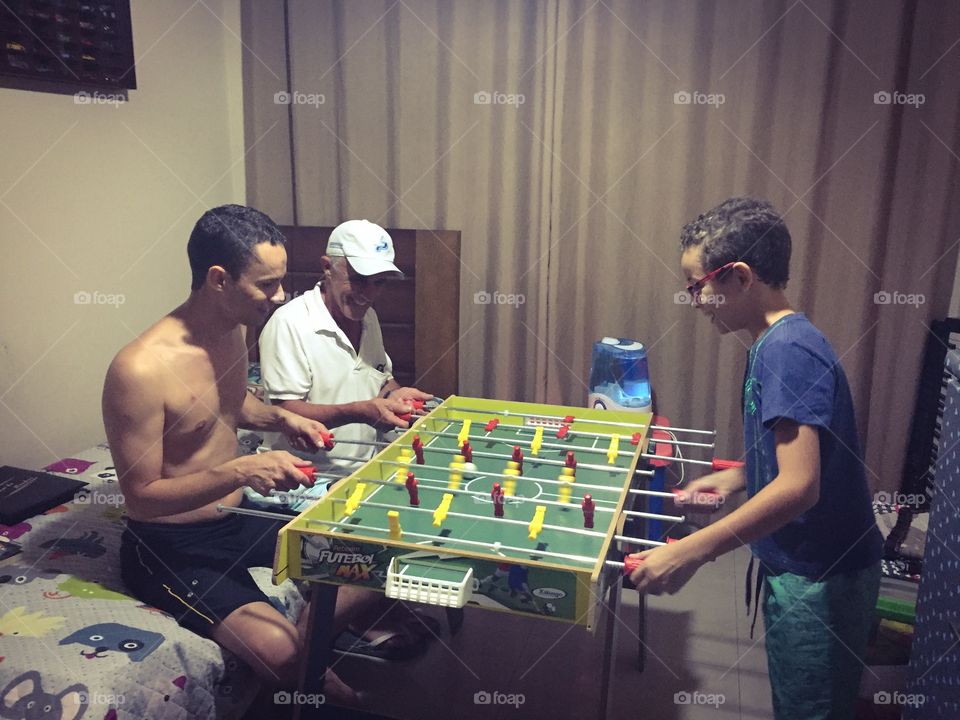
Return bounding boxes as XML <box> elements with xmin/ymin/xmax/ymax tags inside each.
<box><xmin>106</xmin><ymin>314</ymin><xmax>187</xmax><ymax>389</ymax></box>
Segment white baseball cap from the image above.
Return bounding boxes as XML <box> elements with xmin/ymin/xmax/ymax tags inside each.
<box><xmin>326</xmin><ymin>220</ymin><xmax>402</xmax><ymax>276</ymax></box>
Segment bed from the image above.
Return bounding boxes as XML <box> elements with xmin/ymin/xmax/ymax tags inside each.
<box><xmin>0</xmin><ymin>432</ymin><xmax>303</xmax><ymax>720</ymax></box>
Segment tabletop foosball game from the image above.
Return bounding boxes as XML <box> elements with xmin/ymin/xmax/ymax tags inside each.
<box><xmin>272</xmin><ymin>395</ymin><xmax>674</xmax><ymax>629</ymax></box>
<box><xmin>223</xmin><ymin>394</ymin><xmax>741</xmax><ymax>719</ymax></box>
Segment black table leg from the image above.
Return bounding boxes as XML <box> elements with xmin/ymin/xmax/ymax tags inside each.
<box><xmin>295</xmin><ymin>583</ymin><xmax>338</xmax><ymax>720</ymax></box>
<box><xmin>294</xmin><ymin>585</ymin><xmax>400</xmax><ymax>720</ymax></box>
<box><xmin>445</xmin><ymin>606</ymin><xmax>465</xmax><ymax>635</ymax></box>
<box><xmin>598</xmin><ymin>574</ymin><xmax>621</xmax><ymax>720</ymax></box>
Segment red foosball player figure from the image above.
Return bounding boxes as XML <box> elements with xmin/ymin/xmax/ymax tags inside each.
<box><xmin>565</xmin><ymin>451</ymin><xmax>577</xmax><ymax>470</ymax></box>
<box><xmin>412</xmin><ymin>434</ymin><xmax>425</xmax><ymax>465</ymax></box>
<box><xmin>461</xmin><ymin>440</ymin><xmax>473</xmax><ymax>463</ymax></box>
<box><xmin>581</xmin><ymin>493</ymin><xmax>595</xmax><ymax>529</ymax></box>
<box><xmin>512</xmin><ymin>445</ymin><xmax>523</xmax><ymax>473</ymax></box>
<box><xmin>491</xmin><ymin>482</ymin><xmax>504</xmax><ymax>517</ymax></box>
<box><xmin>405</xmin><ymin>472</ymin><xmax>420</xmax><ymax>506</ymax></box>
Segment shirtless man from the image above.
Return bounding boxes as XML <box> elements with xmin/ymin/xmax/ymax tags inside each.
<box><xmin>103</xmin><ymin>204</ymin><xmax>355</xmax><ymax>700</ymax></box>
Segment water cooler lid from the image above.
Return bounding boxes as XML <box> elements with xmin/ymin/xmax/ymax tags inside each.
<box><xmin>599</xmin><ymin>337</ymin><xmax>645</xmax><ymax>352</ymax></box>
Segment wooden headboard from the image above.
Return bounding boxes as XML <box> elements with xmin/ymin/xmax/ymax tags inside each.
<box><xmin>248</xmin><ymin>226</ymin><xmax>461</xmax><ymax>397</ymax></box>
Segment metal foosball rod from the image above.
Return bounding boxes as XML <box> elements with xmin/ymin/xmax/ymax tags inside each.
<box><xmin>437</xmin><ymin>406</ymin><xmax>718</xmax><ymax>440</ymax></box>
<box><xmin>217</xmin><ymin>503</ymin><xmax>295</xmax><ymax>521</ymax></box>
<box><xmin>302</xmin><ymin>516</ymin><xmax>601</xmax><ymax>566</ymax></box>
<box><xmin>417</xmin><ymin>401</ymin><xmax>718</xmax><ymax>437</ymax></box>
<box><xmin>336</xmin><ymin>481</ymin><xmax>606</xmax><ymax>513</ymax></box>
<box><xmin>642</xmin><ymin>453</ymin><xmax>713</xmax><ymax>467</ymax></box>
<box><xmin>650</xmin><ymin>423</ymin><xmax>716</xmax><ymax>437</ymax></box>
<box><xmin>606</xmin><ymin>533</ymin><xmax>684</xmax><ymax>574</ymax></box>
<box><xmin>630</xmin><ymin>488</ymin><xmax>681</xmax><ymax>499</ymax></box>
<box><xmin>407</xmin><ymin>427</ymin><xmax>638</xmax><ymax>459</ymax></box>
<box><xmin>274</xmin><ymin>483</ymin><xmax>686</xmax><ymax>525</ymax></box>
<box><xmin>638</xmin><ymin>436</ymin><xmax>715</xmax><ymax>449</ymax></box>
<box><xmin>327</xmin><ymin>437</ymin><xmax>655</xmax><ymax>475</ymax></box>
<box><xmin>376</xmin><ymin>458</ymin><xmax>647</xmax><ymax>493</ymax></box>
<box><xmin>438</xmin><ymin>405</ymin><xmax>649</xmax><ymax>430</ymax></box>
<box><xmin>546</xmin><ymin>424</ymin><xmax>715</xmax><ymax>449</ymax></box>
<box><xmin>360</xmin><ymin>499</ymin><xmax>607</xmax><ymax>537</ymax></box>
<box><xmin>641</xmin><ymin>455</ymin><xmax>746</xmax><ymax>472</ymax></box>
<box><xmin>613</xmin><ymin>534</ymin><xmax>668</xmax><ymax>548</ymax></box>
<box><xmin>272</xmin><ymin>478</ymin><xmax>682</xmax><ymax>520</ymax></box>
<box><xmin>621</xmin><ymin>509</ymin><xmax>685</xmax><ymax>522</ymax></box>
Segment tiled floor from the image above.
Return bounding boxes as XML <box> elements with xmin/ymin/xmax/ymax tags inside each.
<box><xmin>331</xmin><ymin>545</ymin><xmax>775</xmax><ymax>720</ymax></box>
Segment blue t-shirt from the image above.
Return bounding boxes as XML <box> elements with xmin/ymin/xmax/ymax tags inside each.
<box><xmin>742</xmin><ymin>313</ymin><xmax>882</xmax><ymax>578</ymax></box>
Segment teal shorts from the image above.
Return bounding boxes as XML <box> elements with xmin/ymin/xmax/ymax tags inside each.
<box><xmin>763</xmin><ymin>562</ymin><xmax>880</xmax><ymax>720</ymax></box>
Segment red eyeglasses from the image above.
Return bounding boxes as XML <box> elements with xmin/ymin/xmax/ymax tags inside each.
<box><xmin>685</xmin><ymin>261</ymin><xmax>736</xmax><ymax>299</ymax></box>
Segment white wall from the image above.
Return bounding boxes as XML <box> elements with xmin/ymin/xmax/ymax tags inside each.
<box><xmin>0</xmin><ymin>0</ymin><xmax>245</xmax><ymax>469</ymax></box>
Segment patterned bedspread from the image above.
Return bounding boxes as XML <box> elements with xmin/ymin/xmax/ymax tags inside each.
<box><xmin>0</xmin><ymin>435</ymin><xmax>304</xmax><ymax>720</ymax></box>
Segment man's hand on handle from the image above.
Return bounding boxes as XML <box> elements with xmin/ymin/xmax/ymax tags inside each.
<box><xmin>234</xmin><ymin>451</ymin><xmax>317</xmax><ymax>496</ymax></box>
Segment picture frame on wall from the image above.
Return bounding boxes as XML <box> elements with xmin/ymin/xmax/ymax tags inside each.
<box><xmin>1</xmin><ymin>0</ymin><xmax>136</xmax><ymax>94</ymax></box>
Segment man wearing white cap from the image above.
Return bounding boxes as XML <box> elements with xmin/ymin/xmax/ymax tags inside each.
<box><xmin>257</xmin><ymin>220</ymin><xmax>438</xmax><ymax>662</ymax></box>
<box><xmin>259</xmin><ymin>219</ymin><xmax>433</xmax><ymax>478</ymax></box>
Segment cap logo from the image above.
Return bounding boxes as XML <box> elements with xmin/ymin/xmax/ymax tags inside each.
<box><xmin>375</xmin><ymin>238</ymin><xmax>389</xmax><ymax>253</ymax></box>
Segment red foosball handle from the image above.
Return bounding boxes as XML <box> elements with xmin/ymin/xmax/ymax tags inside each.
<box><xmin>397</xmin><ymin>398</ymin><xmax>426</xmax><ymax>423</ymax></box>
<box><xmin>622</xmin><ymin>538</ymin><xmax>678</xmax><ymax>575</ymax></box>
<box><xmin>712</xmin><ymin>458</ymin><xmax>745</xmax><ymax>472</ymax></box>
<box><xmin>319</xmin><ymin>432</ymin><xmax>335</xmax><ymax>451</ymax></box>
<box><xmin>298</xmin><ymin>465</ymin><xmax>317</xmax><ymax>480</ymax></box>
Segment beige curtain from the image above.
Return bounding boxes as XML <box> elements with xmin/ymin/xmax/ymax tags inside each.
<box><xmin>242</xmin><ymin>0</ymin><xmax>960</xmax><ymax>492</ymax></box>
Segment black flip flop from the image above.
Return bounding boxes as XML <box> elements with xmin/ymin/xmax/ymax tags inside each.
<box><xmin>333</xmin><ymin>625</ymin><xmax>428</xmax><ymax>663</ymax></box>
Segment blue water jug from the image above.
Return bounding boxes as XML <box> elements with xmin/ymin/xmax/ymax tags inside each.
<box><xmin>588</xmin><ymin>337</ymin><xmax>652</xmax><ymax>412</ymax></box>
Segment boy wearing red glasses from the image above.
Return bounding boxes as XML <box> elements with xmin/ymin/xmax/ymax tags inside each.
<box><xmin>629</xmin><ymin>197</ymin><xmax>882</xmax><ymax>719</ymax></box>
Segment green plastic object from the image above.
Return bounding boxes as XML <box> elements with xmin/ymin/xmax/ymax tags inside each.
<box><xmin>876</xmin><ymin>595</ymin><xmax>916</xmax><ymax>625</ymax></box>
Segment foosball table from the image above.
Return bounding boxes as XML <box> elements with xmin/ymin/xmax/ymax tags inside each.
<box><xmin>227</xmin><ymin>395</ymin><xmax>735</xmax><ymax>719</ymax></box>
<box><xmin>273</xmin><ymin>395</ymin><xmax>667</xmax><ymax>629</ymax></box>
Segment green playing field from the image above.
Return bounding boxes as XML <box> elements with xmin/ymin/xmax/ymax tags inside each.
<box><xmin>327</xmin><ymin>416</ymin><xmax>637</xmax><ymax>569</ymax></box>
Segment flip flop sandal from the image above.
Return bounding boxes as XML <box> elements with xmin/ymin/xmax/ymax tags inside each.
<box><xmin>334</xmin><ymin>625</ymin><xmax>428</xmax><ymax>663</ymax></box>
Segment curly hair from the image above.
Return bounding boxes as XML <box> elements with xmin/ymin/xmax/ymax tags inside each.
<box><xmin>680</xmin><ymin>197</ymin><xmax>791</xmax><ymax>289</ymax></box>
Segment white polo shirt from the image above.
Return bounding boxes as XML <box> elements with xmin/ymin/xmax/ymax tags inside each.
<box><xmin>258</xmin><ymin>283</ymin><xmax>392</xmax><ymax>475</ymax></box>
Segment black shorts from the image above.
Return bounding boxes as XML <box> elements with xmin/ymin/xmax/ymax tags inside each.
<box><xmin>119</xmin><ymin>498</ymin><xmax>291</xmax><ymax>636</ymax></box>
